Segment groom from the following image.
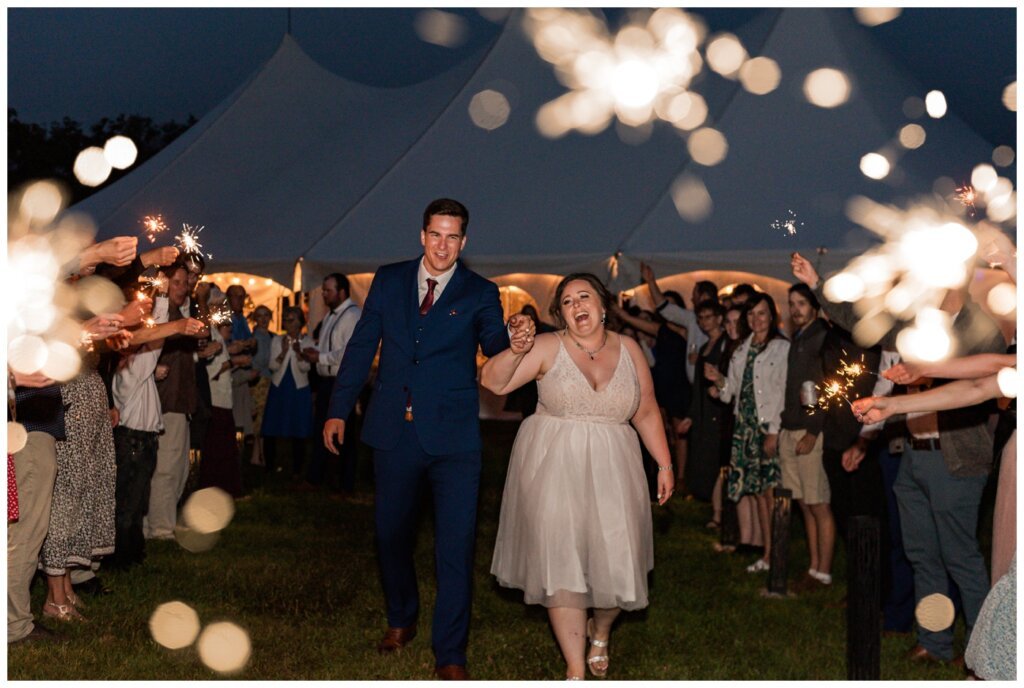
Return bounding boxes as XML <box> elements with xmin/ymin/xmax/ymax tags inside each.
<box><xmin>324</xmin><ymin>198</ymin><xmax>534</xmax><ymax>680</ymax></box>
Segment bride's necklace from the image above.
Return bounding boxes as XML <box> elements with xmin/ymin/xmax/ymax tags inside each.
<box><xmin>565</xmin><ymin>329</ymin><xmax>608</xmax><ymax>360</ymax></box>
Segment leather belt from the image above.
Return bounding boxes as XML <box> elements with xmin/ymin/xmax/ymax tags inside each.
<box><xmin>909</xmin><ymin>437</ymin><xmax>941</xmax><ymax>451</ymax></box>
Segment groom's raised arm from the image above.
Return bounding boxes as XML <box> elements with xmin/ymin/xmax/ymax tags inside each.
<box><xmin>327</xmin><ymin>269</ymin><xmax>385</xmax><ymax>422</ymax></box>
<box><xmin>475</xmin><ymin>279</ymin><xmax>511</xmax><ymax>358</ymax></box>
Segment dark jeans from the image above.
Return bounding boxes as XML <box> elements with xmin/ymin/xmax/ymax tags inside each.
<box><xmin>111</xmin><ymin>426</ymin><xmax>159</xmax><ymax>568</ymax></box>
<box><xmin>879</xmin><ymin>445</ymin><xmax>915</xmax><ymax>632</ymax></box>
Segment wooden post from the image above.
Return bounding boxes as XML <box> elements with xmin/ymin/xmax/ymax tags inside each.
<box><xmin>767</xmin><ymin>488</ymin><xmax>791</xmax><ymax>595</ymax></box>
<box><xmin>719</xmin><ymin>467</ymin><xmax>739</xmax><ymax>548</ymax></box>
<box><xmin>847</xmin><ymin>515</ymin><xmax>881</xmax><ymax>680</ymax></box>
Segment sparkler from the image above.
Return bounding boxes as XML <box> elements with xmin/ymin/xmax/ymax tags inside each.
<box><xmin>141</xmin><ymin>215</ymin><xmax>169</xmax><ymax>243</ymax></box>
<box><xmin>955</xmin><ymin>185</ymin><xmax>977</xmax><ymax>216</ymax></box>
<box><xmin>209</xmin><ymin>304</ymin><xmax>233</xmax><ymax>327</ymax></box>
<box><xmin>175</xmin><ymin>223</ymin><xmax>212</xmax><ymax>260</ymax></box>
<box><xmin>816</xmin><ymin>378</ymin><xmax>855</xmax><ymax>411</ymax></box>
<box><xmin>771</xmin><ymin>209</ymin><xmax>803</xmax><ymax>237</ymax></box>
<box><xmin>143</xmin><ymin>317</ymin><xmax>156</xmax><ymax>329</ymax></box>
<box><xmin>137</xmin><ymin>275</ymin><xmax>167</xmax><ymax>293</ymax></box>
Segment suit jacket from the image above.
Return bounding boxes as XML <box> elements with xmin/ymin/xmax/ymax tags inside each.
<box><xmin>813</xmin><ymin>284</ymin><xmax>1006</xmax><ymax>476</ymax></box>
<box><xmin>328</xmin><ymin>258</ymin><xmax>509</xmax><ymax>454</ymax></box>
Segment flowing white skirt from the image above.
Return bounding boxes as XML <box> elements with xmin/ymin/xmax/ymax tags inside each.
<box><xmin>490</xmin><ymin>414</ymin><xmax>654</xmax><ymax>610</ymax></box>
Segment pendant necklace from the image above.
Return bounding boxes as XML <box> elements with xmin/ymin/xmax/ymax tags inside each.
<box><xmin>565</xmin><ymin>329</ymin><xmax>608</xmax><ymax>360</ymax></box>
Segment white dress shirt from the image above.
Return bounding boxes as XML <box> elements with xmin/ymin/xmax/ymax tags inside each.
<box><xmin>417</xmin><ymin>258</ymin><xmax>458</xmax><ymax>306</ymax></box>
<box><xmin>269</xmin><ymin>333</ymin><xmax>314</xmax><ymax>389</ymax></box>
<box><xmin>206</xmin><ymin>326</ymin><xmax>234</xmax><ymax>410</ymax></box>
<box><xmin>114</xmin><ymin>297</ymin><xmax>169</xmax><ymax>433</ymax></box>
<box><xmin>316</xmin><ymin>297</ymin><xmax>362</xmax><ymax>377</ymax></box>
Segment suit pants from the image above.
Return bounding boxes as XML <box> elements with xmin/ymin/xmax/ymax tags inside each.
<box><xmin>145</xmin><ymin>412</ymin><xmax>190</xmax><ymax>538</ymax></box>
<box><xmin>879</xmin><ymin>446</ymin><xmax>915</xmax><ymax>632</ymax></box>
<box><xmin>7</xmin><ymin>432</ymin><xmax>58</xmax><ymax>643</ymax></box>
<box><xmin>373</xmin><ymin>421</ymin><xmax>481</xmax><ymax>668</ymax></box>
<box><xmin>894</xmin><ymin>445</ymin><xmax>989</xmax><ymax>659</ymax></box>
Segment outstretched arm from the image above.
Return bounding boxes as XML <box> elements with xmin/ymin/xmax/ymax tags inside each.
<box><xmin>610</xmin><ymin>303</ymin><xmax>661</xmax><ymax>337</ymax></box>
<box><xmin>884</xmin><ymin>353</ymin><xmax>1016</xmax><ymax>384</ymax></box>
<box><xmin>852</xmin><ymin>374</ymin><xmax>1005</xmax><ymax>424</ymax></box>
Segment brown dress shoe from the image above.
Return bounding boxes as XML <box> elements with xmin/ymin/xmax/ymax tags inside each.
<box><xmin>377</xmin><ymin>625</ymin><xmax>416</xmax><ymax>653</ymax></box>
<box><xmin>435</xmin><ymin>665</ymin><xmax>470</xmax><ymax>680</ymax></box>
<box><xmin>905</xmin><ymin>644</ymin><xmax>947</xmax><ymax>663</ymax></box>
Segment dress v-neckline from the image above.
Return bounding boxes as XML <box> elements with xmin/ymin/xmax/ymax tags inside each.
<box><xmin>558</xmin><ymin>333</ymin><xmax>623</xmax><ymax>393</ymax></box>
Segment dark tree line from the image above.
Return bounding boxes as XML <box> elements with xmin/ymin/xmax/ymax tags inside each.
<box><xmin>8</xmin><ymin>109</ymin><xmax>197</xmax><ymax>204</ymax></box>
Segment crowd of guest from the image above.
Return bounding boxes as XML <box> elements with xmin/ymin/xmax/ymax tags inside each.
<box><xmin>8</xmin><ymin>231</ymin><xmax>1016</xmax><ymax>680</ymax></box>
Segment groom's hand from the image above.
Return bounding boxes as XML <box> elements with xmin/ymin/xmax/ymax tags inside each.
<box><xmin>507</xmin><ymin>313</ymin><xmax>536</xmax><ymax>355</ymax></box>
<box><xmin>324</xmin><ymin>418</ymin><xmax>346</xmax><ymax>455</ymax></box>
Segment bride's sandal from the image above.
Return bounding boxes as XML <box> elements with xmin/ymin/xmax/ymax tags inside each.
<box><xmin>43</xmin><ymin>600</ymin><xmax>86</xmax><ymax>622</ymax></box>
<box><xmin>66</xmin><ymin>591</ymin><xmax>85</xmax><ymax>609</ymax></box>
<box><xmin>585</xmin><ymin>618</ymin><xmax>610</xmax><ymax>678</ymax></box>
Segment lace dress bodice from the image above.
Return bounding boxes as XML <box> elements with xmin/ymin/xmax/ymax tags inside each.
<box><xmin>535</xmin><ymin>336</ymin><xmax>640</xmax><ymax>425</ymax></box>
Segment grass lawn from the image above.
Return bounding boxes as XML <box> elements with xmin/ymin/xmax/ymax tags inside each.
<box><xmin>9</xmin><ymin>420</ymin><xmax>969</xmax><ymax>680</ymax></box>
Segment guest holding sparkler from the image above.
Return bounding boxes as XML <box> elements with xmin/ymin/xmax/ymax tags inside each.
<box><xmin>198</xmin><ymin>316</ymin><xmax>248</xmax><ymax>498</ymax></box>
<box><xmin>793</xmin><ymin>251</ymin><xmax>1006</xmax><ymax>665</ymax></box>
<box><xmin>226</xmin><ymin>285</ymin><xmax>257</xmax><ymax>457</ymax></box>
<box><xmin>704</xmin><ymin>293</ymin><xmax>788</xmax><ymax>573</ymax></box>
<box><xmin>262</xmin><ymin>307</ymin><xmax>315</xmax><ymax>477</ymax></box>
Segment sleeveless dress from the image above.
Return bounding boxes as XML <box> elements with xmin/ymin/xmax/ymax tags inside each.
<box><xmin>491</xmin><ymin>336</ymin><xmax>654</xmax><ymax>610</ymax></box>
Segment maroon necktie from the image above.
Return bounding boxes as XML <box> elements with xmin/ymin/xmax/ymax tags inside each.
<box><xmin>419</xmin><ymin>278</ymin><xmax>438</xmax><ymax>316</ymax></box>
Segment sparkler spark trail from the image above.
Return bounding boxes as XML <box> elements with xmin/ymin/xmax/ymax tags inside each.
<box><xmin>955</xmin><ymin>185</ymin><xmax>977</xmax><ymax>216</ymax></box>
<box><xmin>141</xmin><ymin>215</ymin><xmax>169</xmax><ymax>243</ymax></box>
<box><xmin>817</xmin><ymin>378</ymin><xmax>855</xmax><ymax>411</ymax></box>
<box><xmin>143</xmin><ymin>317</ymin><xmax>156</xmax><ymax>329</ymax></box>
<box><xmin>209</xmin><ymin>304</ymin><xmax>233</xmax><ymax>327</ymax></box>
<box><xmin>175</xmin><ymin>224</ymin><xmax>212</xmax><ymax>260</ymax></box>
<box><xmin>771</xmin><ymin>209</ymin><xmax>803</xmax><ymax>237</ymax></box>
<box><xmin>137</xmin><ymin>275</ymin><xmax>166</xmax><ymax>293</ymax></box>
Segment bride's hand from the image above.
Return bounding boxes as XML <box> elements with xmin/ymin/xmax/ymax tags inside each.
<box><xmin>656</xmin><ymin>469</ymin><xmax>675</xmax><ymax>506</ymax></box>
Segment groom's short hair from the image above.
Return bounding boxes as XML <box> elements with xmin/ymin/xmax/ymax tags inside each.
<box><xmin>423</xmin><ymin>198</ymin><xmax>469</xmax><ymax>234</ymax></box>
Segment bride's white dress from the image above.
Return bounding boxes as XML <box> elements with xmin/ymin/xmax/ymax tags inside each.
<box><xmin>491</xmin><ymin>336</ymin><xmax>654</xmax><ymax>610</ymax></box>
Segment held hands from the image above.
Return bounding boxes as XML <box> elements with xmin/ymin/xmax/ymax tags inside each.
<box><xmin>790</xmin><ymin>252</ymin><xmax>820</xmax><ymax>289</ymax></box>
<box><xmin>507</xmin><ymin>313</ymin><xmax>536</xmax><ymax>355</ymax></box>
<box><xmin>851</xmin><ymin>396</ymin><xmax>894</xmax><ymax>425</ymax></box>
<box><xmin>323</xmin><ymin>418</ymin><xmax>346</xmax><ymax>455</ymax></box>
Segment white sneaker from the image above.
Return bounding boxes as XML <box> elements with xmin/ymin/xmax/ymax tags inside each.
<box><xmin>746</xmin><ymin>558</ymin><xmax>770</xmax><ymax>573</ymax></box>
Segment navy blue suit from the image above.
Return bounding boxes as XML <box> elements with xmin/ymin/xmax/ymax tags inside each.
<box><xmin>328</xmin><ymin>257</ymin><xmax>508</xmax><ymax>667</ymax></box>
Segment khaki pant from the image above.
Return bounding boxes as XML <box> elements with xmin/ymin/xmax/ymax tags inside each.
<box><xmin>779</xmin><ymin>429</ymin><xmax>829</xmax><ymax>504</ymax></box>
<box><xmin>8</xmin><ymin>432</ymin><xmax>57</xmax><ymax>643</ymax></box>
<box><xmin>144</xmin><ymin>412</ymin><xmax>190</xmax><ymax>538</ymax></box>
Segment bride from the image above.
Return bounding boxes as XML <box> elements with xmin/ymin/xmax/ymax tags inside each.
<box><xmin>482</xmin><ymin>273</ymin><xmax>674</xmax><ymax>680</ymax></box>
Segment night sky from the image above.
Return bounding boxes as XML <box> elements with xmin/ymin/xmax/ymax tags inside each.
<box><xmin>7</xmin><ymin>7</ymin><xmax>1017</xmax><ymax>148</ymax></box>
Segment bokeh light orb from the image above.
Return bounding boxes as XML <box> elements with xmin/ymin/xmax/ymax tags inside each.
<box><xmin>687</xmin><ymin>127</ymin><xmax>728</xmax><ymax>166</ymax></box>
<box><xmin>149</xmin><ymin>601</ymin><xmax>201</xmax><ymax>650</ymax></box>
<box><xmin>8</xmin><ymin>422</ymin><xmax>29</xmax><ymax>455</ymax></box>
<box><xmin>197</xmin><ymin>622</ymin><xmax>252</xmax><ymax>674</ymax></box>
<box><xmin>853</xmin><ymin>8</ymin><xmax>902</xmax><ymax>27</ymax></box>
<box><xmin>992</xmin><ymin>145</ymin><xmax>1015</xmax><ymax>167</ymax></box>
<box><xmin>898</xmin><ymin>124</ymin><xmax>926</xmax><ymax>150</ymax></box>
<box><xmin>823</xmin><ymin>272</ymin><xmax>865</xmax><ymax>303</ymax></box>
<box><xmin>803</xmin><ymin>68</ymin><xmax>851</xmax><ymax>108</ymax></box>
<box><xmin>103</xmin><ymin>135</ymin><xmax>138</xmax><ymax>170</ymax></box>
<box><xmin>468</xmin><ymin>89</ymin><xmax>511</xmax><ymax>131</ymax></box>
<box><xmin>915</xmin><ymin>593</ymin><xmax>955</xmax><ymax>632</ymax></box>
<box><xmin>996</xmin><ymin>367</ymin><xmax>1018</xmax><ymax>398</ymax></box>
<box><xmin>173</xmin><ymin>525</ymin><xmax>221</xmax><ymax>553</ymax></box>
<box><xmin>738</xmin><ymin>56</ymin><xmax>781</xmax><ymax>95</ymax></box>
<box><xmin>41</xmin><ymin>341</ymin><xmax>82</xmax><ymax>382</ymax></box>
<box><xmin>705</xmin><ymin>33</ymin><xmax>747</xmax><ymax>78</ymax></box>
<box><xmin>671</xmin><ymin>174</ymin><xmax>713</xmax><ymax>223</ymax></box>
<box><xmin>859</xmin><ymin>153</ymin><xmax>890</xmax><ymax>180</ymax></box>
<box><xmin>8</xmin><ymin>334</ymin><xmax>49</xmax><ymax>374</ymax></box>
<box><xmin>19</xmin><ymin>181</ymin><xmax>64</xmax><ymax>226</ymax></box>
<box><xmin>610</xmin><ymin>59</ymin><xmax>660</xmax><ymax>109</ymax></box>
<box><xmin>1003</xmin><ymin>81</ymin><xmax>1017</xmax><ymax>112</ymax></box>
<box><xmin>986</xmin><ymin>283</ymin><xmax>1017</xmax><ymax>316</ymax></box>
<box><xmin>925</xmin><ymin>90</ymin><xmax>947</xmax><ymax>118</ymax></box>
<box><xmin>970</xmin><ymin>164</ymin><xmax>998</xmax><ymax>193</ymax></box>
<box><xmin>77</xmin><ymin>275</ymin><xmax>127</xmax><ymax>316</ymax></box>
<box><xmin>182</xmin><ymin>487</ymin><xmax>235</xmax><ymax>535</ymax></box>
<box><xmin>414</xmin><ymin>9</ymin><xmax>467</xmax><ymax>48</ymax></box>
<box><xmin>73</xmin><ymin>146</ymin><xmax>112</xmax><ymax>187</ymax></box>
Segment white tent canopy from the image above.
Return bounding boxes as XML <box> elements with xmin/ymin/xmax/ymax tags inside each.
<box><xmin>78</xmin><ymin>9</ymin><xmax>1000</xmax><ymax>291</ymax></box>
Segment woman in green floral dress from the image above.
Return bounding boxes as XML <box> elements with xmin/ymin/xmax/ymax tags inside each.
<box><xmin>706</xmin><ymin>294</ymin><xmax>789</xmax><ymax>573</ymax></box>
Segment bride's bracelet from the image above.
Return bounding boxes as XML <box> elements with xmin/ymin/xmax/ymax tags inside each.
<box><xmin>657</xmin><ymin>465</ymin><xmax>673</xmax><ymax>472</ymax></box>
